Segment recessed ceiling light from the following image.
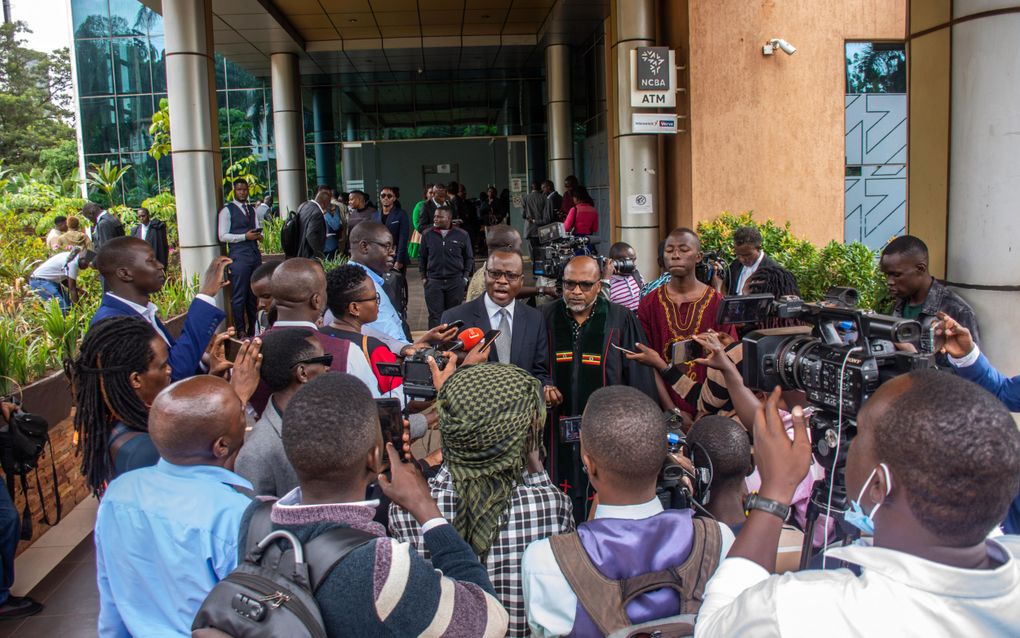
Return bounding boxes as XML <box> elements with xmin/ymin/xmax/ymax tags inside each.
<box><xmin>349</xmin><ymin>18</ymin><xmax>358</xmax><ymax>23</ymax></box>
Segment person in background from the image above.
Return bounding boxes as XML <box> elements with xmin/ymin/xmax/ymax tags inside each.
<box><xmin>640</xmin><ymin>240</ymin><xmax>671</xmax><ymax>297</ymax></box>
<box><xmin>323</xmin><ymin>190</ymin><xmax>342</xmax><ymax>259</ymax></box>
<box><xmin>686</xmin><ymin>415</ymin><xmax>754</xmax><ymax>534</ymax></box>
<box><xmin>254</xmin><ymin>194</ymin><xmax>273</xmax><ymax>223</ymax></box>
<box><xmin>348</xmin><ymin>221</ymin><xmax>409</xmax><ymax>342</ymax></box>
<box><xmin>346</xmin><ymin>190</ymin><xmax>380</xmax><ymax>235</ymax></box>
<box><xmin>379</xmin><ymin>185</ymin><xmax>411</xmax><ymax>273</ymax></box>
<box><xmin>390</xmin><ymin>363</ymin><xmax>572</xmax><ymax>637</ymax></box>
<box><xmin>418</xmin><ymin>182</ymin><xmax>449</xmax><ymax>233</ymax></box>
<box><xmin>46</xmin><ymin>216</ymin><xmax>68</xmax><ymax>251</ymax></box>
<box><xmin>295</xmin><ymin>187</ymin><xmax>330</xmax><ymax>259</ymax></box>
<box><xmin>249</xmin><ymin>259</ymin><xmax>281</xmax><ymax>337</ymax></box>
<box><xmin>90</xmin><ymin>237</ymin><xmax>228</xmax><ymax>381</ymax></box>
<box><xmin>522</xmin><ymin>386</ymin><xmax>733</xmax><ymax>638</ymax></box>
<box><xmin>239</xmin><ymin>372</ymin><xmax>509</xmax><ymax>636</ymax></box>
<box><xmin>420</xmin><ymin>205</ymin><xmax>473</xmax><ymax>328</ymax></box>
<box><xmin>409</xmin><ymin>184</ymin><xmax>433</xmax><ymax>261</ymax></box>
<box><xmin>607</xmin><ymin>241</ymin><xmax>645</xmax><ymax>311</ymax></box>
<box><xmin>480</xmin><ymin>185</ymin><xmax>508</xmax><ymax>228</ymax></box>
<box><xmin>130</xmin><ymin>207</ymin><xmax>169</xmax><ymax>269</ymax></box>
<box><xmin>696</xmin><ymin>372</ymin><xmax>1020</xmax><ymax>636</ymax></box>
<box><xmin>234</xmin><ymin>328</ymin><xmax>330</xmax><ymax>497</ymax></box>
<box><xmin>28</xmin><ymin>248</ymin><xmax>95</xmax><ymax>314</ymax></box>
<box><xmin>56</xmin><ymin>216</ymin><xmax>93</xmax><ymax>251</ymax></box>
<box><xmin>540</xmin><ymin>180</ymin><xmax>563</xmax><ymax>225</ymax></box>
<box><xmin>563</xmin><ymin>185</ymin><xmax>599</xmax><ymax>240</ymax></box>
<box><xmin>725</xmin><ymin>226</ymin><xmax>778</xmax><ymax>296</ymax></box>
<box><xmin>82</xmin><ymin>201</ymin><xmax>125</xmax><ymax>254</ymax></box>
<box><xmin>217</xmin><ymin>178</ymin><xmax>263</xmax><ymax>337</ymax></box>
<box><xmin>522</xmin><ymin>182</ymin><xmax>550</xmax><ymax>259</ymax></box>
<box><xmin>0</xmin><ymin>401</ymin><xmax>43</xmax><ymax>620</ymax></box>
<box><xmin>559</xmin><ymin>175</ymin><xmax>578</xmax><ymax>220</ymax></box>
<box><xmin>95</xmin><ymin>376</ymin><xmax>253</xmax><ymax>637</ymax></box>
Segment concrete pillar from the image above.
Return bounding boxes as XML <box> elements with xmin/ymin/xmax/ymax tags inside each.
<box><xmin>610</xmin><ymin>0</ymin><xmax>659</xmax><ymax>279</ymax></box>
<box><xmin>545</xmin><ymin>43</ymin><xmax>574</xmax><ymax>192</ymax></box>
<box><xmin>945</xmin><ymin>4</ymin><xmax>1020</xmax><ymax>372</ymax></box>
<box><xmin>311</xmin><ymin>87</ymin><xmax>337</xmax><ymax>188</ymax></box>
<box><xmin>163</xmin><ymin>0</ymin><xmax>222</xmax><ymax>281</ymax></box>
<box><xmin>271</xmin><ymin>53</ymin><xmax>306</xmax><ymax>216</ymax></box>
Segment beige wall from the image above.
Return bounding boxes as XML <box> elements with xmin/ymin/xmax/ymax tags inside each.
<box><xmin>661</xmin><ymin>0</ymin><xmax>905</xmax><ymax>245</ymax></box>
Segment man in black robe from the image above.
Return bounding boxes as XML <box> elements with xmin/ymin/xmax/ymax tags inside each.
<box><xmin>542</xmin><ymin>256</ymin><xmax>657</xmax><ymax>522</ymax></box>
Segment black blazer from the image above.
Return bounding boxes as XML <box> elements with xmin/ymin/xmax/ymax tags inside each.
<box><xmin>440</xmin><ymin>296</ymin><xmax>552</xmax><ymax>386</ymax></box>
<box><xmin>727</xmin><ymin>253</ymin><xmax>779</xmax><ymax>295</ymax></box>
<box><xmin>131</xmin><ymin>219</ymin><xmax>169</xmax><ymax>267</ymax></box>
<box><xmin>94</xmin><ymin>212</ymin><xmax>125</xmax><ymax>252</ymax></box>
<box><xmin>296</xmin><ymin>200</ymin><xmax>326</xmax><ymax>259</ymax></box>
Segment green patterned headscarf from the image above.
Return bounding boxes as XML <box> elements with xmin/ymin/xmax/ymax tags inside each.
<box><xmin>437</xmin><ymin>363</ymin><xmax>545</xmax><ymax>557</ymax></box>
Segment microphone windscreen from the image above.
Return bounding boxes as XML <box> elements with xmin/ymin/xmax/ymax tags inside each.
<box><xmin>458</xmin><ymin>327</ymin><xmax>485</xmax><ymax>350</ymax></box>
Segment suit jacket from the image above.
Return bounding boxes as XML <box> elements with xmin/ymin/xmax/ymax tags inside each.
<box><xmin>381</xmin><ymin>206</ymin><xmax>411</xmax><ymax>266</ymax></box>
<box><xmin>93</xmin><ymin>212</ymin><xmax>125</xmax><ymax>252</ymax></box>
<box><xmin>440</xmin><ymin>296</ymin><xmax>552</xmax><ymax>386</ymax></box>
<box><xmin>726</xmin><ymin>253</ymin><xmax>779</xmax><ymax>295</ymax></box>
<box><xmin>296</xmin><ymin>200</ymin><xmax>326</xmax><ymax>259</ymax></box>
<box><xmin>90</xmin><ymin>293</ymin><xmax>225</xmax><ymax>382</ymax></box>
<box><xmin>131</xmin><ymin>219</ymin><xmax>169</xmax><ymax>267</ymax></box>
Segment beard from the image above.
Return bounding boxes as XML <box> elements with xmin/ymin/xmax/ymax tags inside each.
<box><xmin>566</xmin><ymin>298</ymin><xmax>595</xmax><ymax>313</ymax></box>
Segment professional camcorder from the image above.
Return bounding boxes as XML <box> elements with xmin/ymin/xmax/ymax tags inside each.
<box><xmin>656</xmin><ymin>411</ymin><xmax>712</xmax><ymax>514</ymax></box>
<box><xmin>531</xmin><ymin>222</ymin><xmax>635</xmax><ymax>280</ymax></box>
<box><xmin>695</xmin><ymin>251</ymin><xmax>730</xmax><ymax>289</ymax></box>
<box><xmin>728</xmin><ymin>287</ymin><xmax>933</xmax><ymax>566</ymax></box>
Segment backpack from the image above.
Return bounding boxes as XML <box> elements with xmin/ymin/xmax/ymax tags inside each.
<box><xmin>548</xmin><ymin>516</ymin><xmax>721</xmax><ymax>638</ymax></box>
<box><xmin>280</xmin><ymin>210</ymin><xmax>302</xmax><ymax>258</ymax></box>
<box><xmin>192</xmin><ymin>501</ymin><xmax>376</xmax><ymax>638</ymax></box>
<box><xmin>0</xmin><ymin>409</ymin><xmax>61</xmax><ymax>540</ymax></box>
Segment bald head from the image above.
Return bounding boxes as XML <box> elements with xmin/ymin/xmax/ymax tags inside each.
<box><xmin>269</xmin><ymin>258</ymin><xmax>327</xmax><ymax>321</ymax></box>
<box><xmin>149</xmin><ymin>376</ymin><xmax>245</xmax><ymax>466</ymax></box>
<box><xmin>485</xmin><ymin>225</ymin><xmax>522</xmax><ymax>252</ymax></box>
<box><xmin>564</xmin><ymin>256</ymin><xmax>600</xmax><ymax>280</ymax></box>
<box><xmin>349</xmin><ymin>221</ymin><xmax>388</xmax><ymax>245</ymax></box>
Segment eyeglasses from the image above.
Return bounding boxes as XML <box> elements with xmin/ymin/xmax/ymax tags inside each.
<box><xmin>379</xmin><ymin>193</ymin><xmax>395</xmax><ymax>198</ymax></box>
<box><xmin>562</xmin><ymin>279</ymin><xmax>599</xmax><ymax>291</ymax></box>
<box><xmin>354</xmin><ymin>292</ymin><xmax>381</xmax><ymax>304</ymax></box>
<box><xmin>363</xmin><ymin>239</ymin><xmax>394</xmax><ymax>252</ymax></box>
<box><xmin>292</xmin><ymin>354</ymin><xmax>333</xmax><ymax>368</ymax></box>
<box><xmin>486</xmin><ymin>268</ymin><xmax>523</xmax><ymax>283</ymax></box>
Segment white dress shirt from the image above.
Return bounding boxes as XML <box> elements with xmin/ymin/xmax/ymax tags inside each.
<box><xmin>217</xmin><ymin>199</ymin><xmax>262</xmax><ymax>243</ymax></box>
<box><xmin>139</xmin><ymin>223</ymin><xmax>149</xmax><ymax>241</ymax></box>
<box><xmin>735</xmin><ymin>250</ymin><xmax>765</xmax><ymax>296</ymax></box>
<box><xmin>106</xmin><ymin>292</ymin><xmax>218</xmax><ymax>344</ymax></box>
<box><xmin>521</xmin><ymin>497</ymin><xmax>735</xmax><ymax>638</ymax></box>
<box><xmin>483</xmin><ymin>293</ymin><xmax>515</xmax><ymax>331</ymax></box>
<box><xmin>695</xmin><ymin>536</ymin><xmax>1020</xmax><ymax>637</ymax></box>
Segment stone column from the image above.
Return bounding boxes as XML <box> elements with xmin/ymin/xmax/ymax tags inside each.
<box><xmin>163</xmin><ymin>0</ymin><xmax>222</xmax><ymax>281</ymax></box>
<box><xmin>271</xmin><ymin>52</ymin><xmax>306</xmax><ymax>216</ymax></box>
<box><xmin>545</xmin><ymin>43</ymin><xmax>574</xmax><ymax>192</ymax></box>
<box><xmin>611</xmin><ymin>0</ymin><xmax>659</xmax><ymax>278</ymax></box>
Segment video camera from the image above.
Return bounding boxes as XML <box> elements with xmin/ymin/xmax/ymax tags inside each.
<box><xmin>531</xmin><ymin>222</ymin><xmax>636</xmax><ymax>281</ymax></box>
<box><xmin>695</xmin><ymin>251</ymin><xmax>729</xmax><ymax>289</ymax></box>
<box><xmin>656</xmin><ymin>410</ymin><xmax>712</xmax><ymax>514</ymax></box>
<box><xmin>728</xmin><ymin>287</ymin><xmax>933</xmax><ymax>566</ymax></box>
<box><xmin>399</xmin><ymin>327</ymin><xmax>485</xmax><ymax>401</ymax></box>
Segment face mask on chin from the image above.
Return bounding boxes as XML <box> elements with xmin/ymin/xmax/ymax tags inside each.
<box><xmin>844</xmin><ymin>462</ymin><xmax>892</xmax><ymax>536</ymax></box>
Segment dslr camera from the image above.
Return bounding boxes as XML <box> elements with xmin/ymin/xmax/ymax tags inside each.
<box><xmin>695</xmin><ymin>251</ymin><xmax>729</xmax><ymax>289</ymax></box>
<box><xmin>401</xmin><ymin>347</ymin><xmax>453</xmax><ymax>401</ymax></box>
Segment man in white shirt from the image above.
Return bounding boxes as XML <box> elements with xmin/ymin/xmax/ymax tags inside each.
<box><xmin>45</xmin><ymin>216</ymin><xmax>68</xmax><ymax>251</ymax></box>
<box><xmin>29</xmin><ymin>248</ymin><xmax>94</xmax><ymax>313</ymax></box>
<box><xmin>695</xmin><ymin>371</ymin><xmax>1020</xmax><ymax>637</ymax></box>
<box><xmin>217</xmin><ymin>178</ymin><xmax>263</xmax><ymax>336</ymax></box>
<box><xmin>522</xmin><ymin>385</ymin><xmax>734</xmax><ymax>637</ymax></box>
<box><xmin>726</xmin><ymin>226</ymin><xmax>778</xmax><ymax>296</ymax></box>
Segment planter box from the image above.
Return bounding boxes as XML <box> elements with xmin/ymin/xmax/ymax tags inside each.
<box><xmin>21</xmin><ymin>370</ymin><xmax>73</xmax><ymax>432</ymax></box>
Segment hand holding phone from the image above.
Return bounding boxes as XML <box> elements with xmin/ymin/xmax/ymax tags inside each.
<box><xmin>610</xmin><ymin>342</ymin><xmax>637</xmax><ymax>356</ymax></box>
<box><xmin>376</xmin><ymin>399</ymin><xmax>409</xmax><ymax>464</ymax></box>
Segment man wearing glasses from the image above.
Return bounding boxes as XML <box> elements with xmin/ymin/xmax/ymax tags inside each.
<box><xmin>441</xmin><ymin>248</ymin><xmax>553</xmax><ymax>390</ymax></box>
<box><xmin>348</xmin><ymin>221</ymin><xmax>412</xmax><ymax>341</ymax></box>
<box><xmin>540</xmin><ymin>256</ymin><xmax>657</xmax><ymax>522</ymax></box>
<box><xmin>420</xmin><ymin>205</ymin><xmax>473</xmax><ymax>328</ymax></box>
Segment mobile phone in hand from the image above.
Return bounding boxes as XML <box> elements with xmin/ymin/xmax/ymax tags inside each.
<box><xmin>376</xmin><ymin>399</ymin><xmax>408</xmax><ymax>463</ymax></box>
<box><xmin>610</xmin><ymin>342</ymin><xmax>637</xmax><ymax>356</ymax></box>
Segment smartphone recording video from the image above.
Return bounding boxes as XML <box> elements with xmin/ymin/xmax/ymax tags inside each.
<box><xmin>376</xmin><ymin>398</ymin><xmax>407</xmax><ymax>463</ymax></box>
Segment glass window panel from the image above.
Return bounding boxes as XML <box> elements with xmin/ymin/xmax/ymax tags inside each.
<box><xmin>226</xmin><ymin>89</ymin><xmax>261</xmax><ymax>148</ymax></box>
<box><xmin>117</xmin><ymin>95</ymin><xmax>155</xmax><ymax>153</ymax></box>
<box><xmin>75</xmin><ymin>39</ymin><xmax>114</xmax><ymax>96</ymax></box>
<box><xmin>109</xmin><ymin>0</ymin><xmax>147</xmax><ymax>36</ymax></box>
<box><xmin>121</xmin><ymin>152</ymin><xmax>159</xmax><ymax>206</ymax></box>
<box><xmin>73</xmin><ymin>0</ymin><xmax>109</xmax><ymax>39</ymax></box>
<box><xmin>214</xmin><ymin>54</ymin><xmax>228</xmax><ymax>91</ymax></box>
<box><xmin>223</xmin><ymin>58</ymin><xmax>260</xmax><ymax>90</ymax></box>
<box><xmin>149</xmin><ymin>36</ymin><xmax>166</xmax><ymax>93</ymax></box>
<box><xmin>111</xmin><ymin>36</ymin><xmax>152</xmax><ymax>94</ymax></box>
<box><xmin>80</xmin><ymin>98</ymin><xmax>119</xmax><ymax>154</ymax></box>
<box><xmin>845</xmin><ymin>42</ymin><xmax>906</xmax><ymax>94</ymax></box>
<box><xmin>156</xmin><ymin>153</ymin><xmax>172</xmax><ymax>192</ymax></box>
<box><xmin>84</xmin><ymin>154</ymin><xmax>122</xmax><ymax>204</ymax></box>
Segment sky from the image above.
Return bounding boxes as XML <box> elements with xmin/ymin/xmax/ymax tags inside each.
<box><xmin>9</xmin><ymin>0</ymin><xmax>73</xmax><ymax>53</ymax></box>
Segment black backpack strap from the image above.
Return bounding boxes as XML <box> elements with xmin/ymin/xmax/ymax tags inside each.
<box><xmin>32</xmin><ymin>433</ymin><xmax>61</xmax><ymax>528</ymax></box>
<box><xmin>303</xmin><ymin>526</ymin><xmax>378</xmax><ymax>593</ymax></box>
<box><xmin>16</xmin><ymin>469</ymin><xmax>32</xmax><ymax>540</ymax></box>
<box><xmin>242</xmin><ymin>499</ymin><xmax>276</xmax><ymax>559</ymax></box>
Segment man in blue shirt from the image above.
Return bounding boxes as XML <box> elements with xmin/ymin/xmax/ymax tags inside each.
<box><xmin>94</xmin><ymin>375</ymin><xmax>251</xmax><ymax>637</ymax></box>
<box><xmin>348</xmin><ymin>221</ymin><xmax>410</xmax><ymax>342</ymax></box>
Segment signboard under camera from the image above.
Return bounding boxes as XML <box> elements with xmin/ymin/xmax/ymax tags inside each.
<box><xmin>630</xmin><ymin>47</ymin><xmax>677</xmax><ymax>108</ymax></box>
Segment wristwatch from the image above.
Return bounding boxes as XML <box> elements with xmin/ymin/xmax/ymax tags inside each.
<box><xmin>744</xmin><ymin>492</ymin><xmax>791</xmax><ymax>521</ymax></box>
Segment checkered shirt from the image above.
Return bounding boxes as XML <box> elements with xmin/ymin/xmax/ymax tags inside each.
<box><xmin>389</xmin><ymin>465</ymin><xmax>574</xmax><ymax>637</ymax></box>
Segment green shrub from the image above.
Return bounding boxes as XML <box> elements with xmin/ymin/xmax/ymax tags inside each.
<box><xmin>697</xmin><ymin>212</ymin><xmax>891</xmax><ymax>312</ymax></box>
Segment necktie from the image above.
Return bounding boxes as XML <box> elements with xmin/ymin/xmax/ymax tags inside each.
<box><xmin>496</xmin><ymin>308</ymin><xmax>512</xmax><ymax>364</ymax></box>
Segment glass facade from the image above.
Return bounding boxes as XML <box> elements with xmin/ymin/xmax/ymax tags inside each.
<box><xmin>71</xmin><ymin>0</ymin><xmax>273</xmax><ymax>205</ymax></box>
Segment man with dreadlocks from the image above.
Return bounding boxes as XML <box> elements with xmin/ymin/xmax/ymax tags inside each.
<box><xmin>389</xmin><ymin>363</ymin><xmax>573</xmax><ymax>637</ymax></box>
<box><xmin>72</xmin><ymin>315</ymin><xmax>262</xmax><ymax>496</ymax></box>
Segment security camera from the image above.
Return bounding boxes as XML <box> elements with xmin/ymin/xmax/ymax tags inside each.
<box><xmin>763</xmin><ymin>38</ymin><xmax>796</xmax><ymax>56</ymax></box>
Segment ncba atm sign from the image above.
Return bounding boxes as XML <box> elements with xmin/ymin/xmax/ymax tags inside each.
<box><xmin>630</xmin><ymin>47</ymin><xmax>677</xmax><ymax>108</ymax></box>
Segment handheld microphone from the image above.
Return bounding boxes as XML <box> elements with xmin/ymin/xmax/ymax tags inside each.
<box><xmin>437</xmin><ymin>327</ymin><xmax>485</xmax><ymax>353</ymax></box>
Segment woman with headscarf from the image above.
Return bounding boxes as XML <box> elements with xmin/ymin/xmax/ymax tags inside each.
<box><xmin>388</xmin><ymin>363</ymin><xmax>574</xmax><ymax>637</ymax></box>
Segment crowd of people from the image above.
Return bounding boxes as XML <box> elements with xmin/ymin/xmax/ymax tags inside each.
<box><xmin>1</xmin><ymin>178</ymin><xmax>1019</xmax><ymax>637</ymax></box>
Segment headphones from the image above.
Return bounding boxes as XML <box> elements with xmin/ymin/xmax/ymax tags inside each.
<box><xmin>685</xmin><ymin>440</ymin><xmax>714</xmax><ymax>506</ymax></box>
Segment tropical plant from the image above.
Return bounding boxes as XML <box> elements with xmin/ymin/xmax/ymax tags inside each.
<box><xmin>38</xmin><ymin>297</ymin><xmax>85</xmax><ymax>366</ymax></box>
<box><xmin>87</xmin><ymin>159</ymin><xmax>132</xmax><ymax>207</ymax></box>
<box><xmin>320</xmin><ymin>254</ymin><xmax>348</xmax><ymax>272</ymax></box>
<box><xmin>222</xmin><ymin>155</ymin><xmax>264</xmax><ymax>201</ymax></box>
<box><xmin>259</xmin><ymin>215</ymin><xmax>283</xmax><ymax>255</ymax></box>
<box><xmin>148</xmin><ymin>97</ymin><xmax>172</xmax><ymax>160</ymax></box>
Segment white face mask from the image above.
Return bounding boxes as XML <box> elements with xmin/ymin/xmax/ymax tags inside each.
<box><xmin>845</xmin><ymin>463</ymin><xmax>892</xmax><ymax>536</ymax></box>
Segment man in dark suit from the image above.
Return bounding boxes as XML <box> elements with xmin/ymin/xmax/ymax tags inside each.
<box><xmin>440</xmin><ymin>249</ymin><xmax>555</xmax><ymax>396</ymax></box>
<box><xmin>90</xmin><ymin>237</ymin><xmax>228</xmax><ymax>382</ymax></box>
<box><xmin>296</xmin><ymin>188</ymin><xmax>330</xmax><ymax>259</ymax></box>
<box><xmin>130</xmin><ymin>207</ymin><xmax>169</xmax><ymax>268</ymax></box>
<box><xmin>726</xmin><ymin>226</ymin><xmax>779</xmax><ymax>295</ymax></box>
<box><xmin>82</xmin><ymin>201</ymin><xmax>125</xmax><ymax>253</ymax></box>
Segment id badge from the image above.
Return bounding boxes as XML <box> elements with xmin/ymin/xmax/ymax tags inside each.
<box><xmin>559</xmin><ymin>416</ymin><xmax>582</xmax><ymax>444</ymax></box>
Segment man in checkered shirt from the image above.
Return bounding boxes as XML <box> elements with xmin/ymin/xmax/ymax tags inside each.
<box><xmin>389</xmin><ymin>363</ymin><xmax>574</xmax><ymax>637</ymax></box>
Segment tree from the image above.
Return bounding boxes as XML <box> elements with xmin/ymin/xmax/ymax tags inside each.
<box><xmin>0</xmin><ymin>22</ymin><xmax>75</xmax><ymax>174</ymax></box>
